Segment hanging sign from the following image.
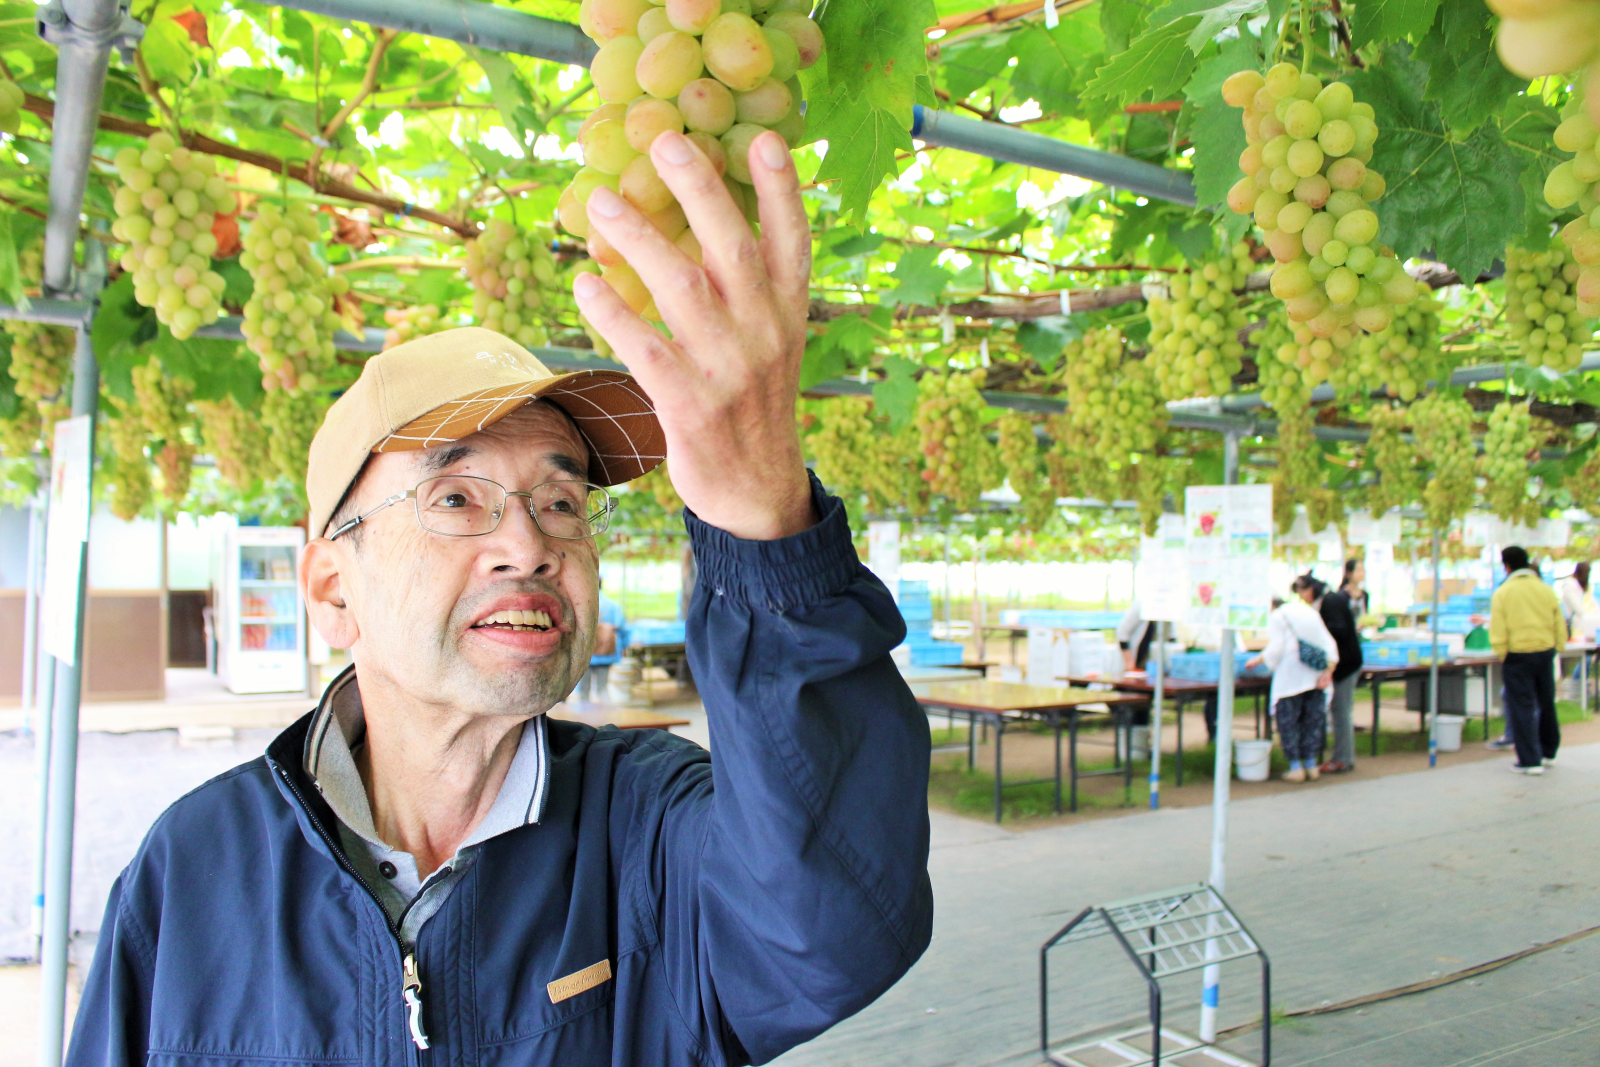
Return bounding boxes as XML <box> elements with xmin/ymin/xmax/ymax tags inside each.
<box><xmin>40</xmin><ymin>415</ymin><xmax>92</xmax><ymax>665</ymax></box>
<box><xmin>1346</xmin><ymin>509</ymin><xmax>1376</xmax><ymax>545</ymax></box>
<box><xmin>1185</xmin><ymin>484</ymin><xmax>1274</xmax><ymax>629</ymax></box>
<box><xmin>1138</xmin><ymin>512</ymin><xmax>1188</xmax><ymax>622</ymax></box>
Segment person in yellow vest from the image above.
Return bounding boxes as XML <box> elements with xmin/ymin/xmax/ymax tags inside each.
<box><xmin>1490</xmin><ymin>546</ymin><xmax>1568</xmax><ymax>775</ymax></box>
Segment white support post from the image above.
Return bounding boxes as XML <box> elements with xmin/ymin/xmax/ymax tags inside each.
<box><xmin>1428</xmin><ymin>530</ymin><xmax>1441</xmax><ymax>768</ymax></box>
<box><xmin>1149</xmin><ymin>621</ymin><xmax>1166</xmax><ymax>810</ymax></box>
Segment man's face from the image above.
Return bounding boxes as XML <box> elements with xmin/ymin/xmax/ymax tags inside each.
<box><xmin>320</xmin><ymin>401</ymin><xmax>599</xmax><ymax>717</ymax></box>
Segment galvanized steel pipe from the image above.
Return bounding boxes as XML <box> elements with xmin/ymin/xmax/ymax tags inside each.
<box><xmin>273</xmin><ymin>0</ymin><xmax>596</xmax><ymax>64</ymax></box>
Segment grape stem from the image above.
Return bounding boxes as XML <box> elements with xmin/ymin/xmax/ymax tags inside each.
<box><xmin>1300</xmin><ymin>0</ymin><xmax>1312</xmax><ymax>74</ymax></box>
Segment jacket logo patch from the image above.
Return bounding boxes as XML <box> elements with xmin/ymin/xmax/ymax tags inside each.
<box><xmin>547</xmin><ymin>959</ymin><xmax>612</xmax><ymax>1004</ymax></box>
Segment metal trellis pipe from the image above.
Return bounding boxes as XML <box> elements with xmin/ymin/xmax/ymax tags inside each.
<box><xmin>272</xmin><ymin>0</ymin><xmax>596</xmax><ymax>65</ymax></box>
<box><xmin>912</xmin><ymin>106</ymin><xmax>1198</xmax><ymax>207</ymax></box>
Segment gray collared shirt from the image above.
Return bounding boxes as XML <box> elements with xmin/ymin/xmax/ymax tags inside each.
<box><xmin>303</xmin><ymin>669</ymin><xmax>550</xmax><ymax>942</ymax></box>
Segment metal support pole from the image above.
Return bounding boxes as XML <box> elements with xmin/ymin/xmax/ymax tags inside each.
<box><xmin>943</xmin><ymin>529</ymin><xmax>952</xmax><ymax>638</ymax></box>
<box><xmin>1150</xmin><ymin>621</ymin><xmax>1166</xmax><ymax>810</ymax></box>
<box><xmin>21</xmin><ymin>493</ymin><xmax>43</xmax><ymax>714</ymax></box>
<box><xmin>36</xmin><ymin>323</ymin><xmax>99</xmax><ymax>1067</ymax></box>
<box><xmin>24</xmin><ymin>491</ymin><xmax>47</xmax><ymax>958</ymax></box>
<box><xmin>1428</xmin><ymin>530</ymin><xmax>1441</xmax><ymax>768</ymax></box>
<box><xmin>912</xmin><ymin>107</ymin><xmax>1198</xmax><ymax>207</ymax></box>
<box><xmin>1201</xmin><ymin>431</ymin><xmax>1241</xmax><ymax>1043</ymax></box>
<box><xmin>273</xmin><ymin>0</ymin><xmax>595</xmax><ymax>64</ymax></box>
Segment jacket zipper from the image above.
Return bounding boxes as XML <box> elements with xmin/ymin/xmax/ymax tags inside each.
<box><xmin>274</xmin><ymin>762</ymin><xmax>432</xmax><ymax>1052</ymax></box>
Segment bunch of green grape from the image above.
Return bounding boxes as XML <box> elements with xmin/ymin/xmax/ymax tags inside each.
<box><xmin>560</xmin><ymin>0</ymin><xmax>823</xmax><ymax>312</ymax></box>
<box><xmin>132</xmin><ymin>358</ymin><xmax>196</xmax><ymax>505</ymax></box>
<box><xmin>915</xmin><ymin>368</ymin><xmax>1000</xmax><ymax>510</ymax></box>
<box><xmin>1271</xmin><ymin>399</ymin><xmax>1329</xmax><ymax>533</ymax></box>
<box><xmin>0</xmin><ymin>403</ymin><xmax>40</xmax><ymax>460</ymax></box>
<box><xmin>1552</xmin><ymin>95</ymin><xmax>1600</xmax><ymax>317</ymax></box>
<box><xmin>239</xmin><ymin>201</ymin><xmax>350</xmax><ymax>394</ymax></box>
<box><xmin>262</xmin><ymin>389</ymin><xmax>330</xmax><ymax>489</ymax></box>
<box><xmin>1481</xmin><ymin>401</ymin><xmax>1540</xmax><ymax>523</ymax></box>
<box><xmin>104</xmin><ymin>393</ymin><xmax>153</xmax><ymax>522</ymax></box>
<box><xmin>1146</xmin><ymin>243</ymin><xmax>1254</xmax><ymax>400</ymax></box>
<box><xmin>1044</xmin><ymin>414</ymin><xmax>1107</xmax><ymax>503</ymax></box>
<box><xmin>808</xmin><ymin>396</ymin><xmax>925</xmax><ymax>514</ymax></box>
<box><xmin>195</xmin><ymin>396</ymin><xmax>271</xmax><ymax>492</ymax></box>
<box><xmin>381</xmin><ymin>305</ymin><xmax>445</xmax><ymax>351</ymax></box>
<box><xmin>464</xmin><ymin>219</ymin><xmax>560</xmax><ymax>348</ymax></box>
<box><xmin>0</xmin><ymin>78</ymin><xmax>25</xmax><ymax>134</ymax></box>
<box><xmin>1364</xmin><ymin>402</ymin><xmax>1420</xmax><ymax>515</ymax></box>
<box><xmin>1064</xmin><ymin>327</ymin><xmax>1165</xmax><ymax>459</ymax></box>
<box><xmin>110</xmin><ymin>132</ymin><xmax>235</xmax><ymax>340</ymax></box>
<box><xmin>1223</xmin><ymin>64</ymin><xmax>1420</xmax><ymax>384</ymax></box>
<box><xmin>1410</xmin><ymin>392</ymin><xmax>1477</xmax><ymax>532</ymax></box>
<box><xmin>1343</xmin><ymin>295</ymin><xmax>1446</xmax><ymax>400</ymax></box>
<box><xmin>9</xmin><ymin>319</ymin><xmax>75</xmax><ymax>437</ymax></box>
<box><xmin>996</xmin><ymin>410</ymin><xmax>1055</xmax><ymax>529</ymax></box>
<box><xmin>1253</xmin><ymin>310</ymin><xmax>1311</xmax><ymax>411</ymax></box>
<box><xmin>1504</xmin><ymin>243</ymin><xmax>1591</xmax><ymax>371</ymax></box>
<box><xmin>1564</xmin><ymin>442</ymin><xmax>1600</xmax><ymax>512</ymax></box>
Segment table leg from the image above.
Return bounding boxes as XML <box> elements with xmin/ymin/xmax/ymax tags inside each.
<box><xmin>1371</xmin><ymin>675</ymin><xmax>1381</xmax><ymax>757</ymax></box>
<box><xmin>1053</xmin><ymin>711</ymin><xmax>1063</xmax><ymax>814</ymax></box>
<box><xmin>966</xmin><ymin>708</ymin><xmax>976</xmax><ymax>770</ymax></box>
<box><xmin>1176</xmin><ymin>695</ymin><xmax>1185</xmax><ymax>788</ymax></box>
<box><xmin>1069</xmin><ymin>711</ymin><xmax>1080</xmax><ymax>813</ymax></box>
<box><xmin>1123</xmin><ymin>707</ymin><xmax>1133</xmax><ymax>805</ymax></box>
<box><xmin>644</xmin><ymin>649</ymin><xmax>655</xmax><ymax>709</ymax></box>
<box><xmin>1263</xmin><ymin>691</ymin><xmax>1272</xmax><ymax>742</ymax></box>
<box><xmin>993</xmin><ymin>715</ymin><xmax>1004</xmax><ymax>824</ymax></box>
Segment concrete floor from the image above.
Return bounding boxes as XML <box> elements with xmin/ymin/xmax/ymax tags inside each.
<box><xmin>4</xmin><ymin>720</ymin><xmax>1599</xmax><ymax>1066</ymax></box>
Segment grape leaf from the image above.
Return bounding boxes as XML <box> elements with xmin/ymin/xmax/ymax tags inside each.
<box><xmin>1017</xmin><ymin>316</ymin><xmax>1082</xmax><ymax>371</ymax></box>
<box><xmin>1348</xmin><ymin>47</ymin><xmax>1525</xmax><ymax>281</ymax></box>
<box><xmin>1350</xmin><ymin>0</ymin><xmax>1441</xmax><ymax>49</ymax></box>
<box><xmin>1183</xmin><ymin>31</ymin><xmax>1261</xmax><ymax>209</ymax></box>
<box><xmin>1146</xmin><ymin>0</ymin><xmax>1269</xmax><ymax>52</ymax></box>
<box><xmin>824</xmin><ymin>229</ymin><xmax>886</xmax><ymax>258</ymax></box>
<box><xmin>466</xmin><ymin>46</ymin><xmax>535</xmax><ymax>147</ymax></box>
<box><xmin>888</xmin><ymin>244</ymin><xmax>953</xmax><ymax>305</ymax></box>
<box><xmin>800</xmin><ymin>334</ymin><xmax>848</xmax><ymax>390</ymax></box>
<box><xmin>1101</xmin><ymin>0</ymin><xmax>1153</xmax><ymax>53</ymax></box>
<box><xmin>802</xmin><ymin>0</ymin><xmax>938</xmax><ymax>223</ymax></box>
<box><xmin>873</xmin><ymin>355</ymin><xmax>921</xmax><ymax>432</ymax></box>
<box><xmin>1413</xmin><ymin>2</ymin><xmax>1523</xmax><ymax>132</ymax></box>
<box><xmin>1083</xmin><ymin>15</ymin><xmax>1196</xmax><ymax>109</ymax></box>
<box><xmin>939</xmin><ymin>32</ymin><xmax>1015</xmax><ymax>103</ymax></box>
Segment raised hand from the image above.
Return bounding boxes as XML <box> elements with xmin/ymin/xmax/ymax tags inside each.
<box><xmin>574</xmin><ymin>128</ymin><xmax>815</xmax><ymax>541</ymax></box>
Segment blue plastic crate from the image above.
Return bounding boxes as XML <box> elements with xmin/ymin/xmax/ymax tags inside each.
<box><xmin>899</xmin><ymin>599</ymin><xmax>933</xmax><ymax>622</ymax></box>
<box><xmin>627</xmin><ymin>620</ymin><xmax>686</xmax><ymax>648</ymax></box>
<box><xmin>1445</xmin><ymin>594</ymin><xmax>1476</xmax><ymax>612</ymax></box>
<box><xmin>1001</xmin><ymin>610</ymin><xmax>1125</xmax><ymax>631</ymax></box>
<box><xmin>1165</xmin><ymin>651</ymin><xmax>1271</xmax><ymax>682</ymax></box>
<box><xmin>898</xmin><ymin>579</ymin><xmax>930</xmax><ymax>597</ymax></box>
<box><xmin>910</xmin><ymin>641</ymin><xmax>966</xmax><ymax>666</ymax></box>
<box><xmin>1362</xmin><ymin>640</ymin><xmax>1450</xmax><ymax>666</ymax></box>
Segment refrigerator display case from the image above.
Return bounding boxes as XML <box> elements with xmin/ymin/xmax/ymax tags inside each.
<box><xmin>218</xmin><ymin>525</ymin><xmax>306</xmax><ymax>693</ymax></box>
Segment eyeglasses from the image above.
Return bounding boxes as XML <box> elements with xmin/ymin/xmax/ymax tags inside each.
<box><xmin>328</xmin><ymin>475</ymin><xmax>615</xmax><ymax>542</ymax></box>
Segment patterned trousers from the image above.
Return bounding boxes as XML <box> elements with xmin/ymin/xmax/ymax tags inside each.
<box><xmin>1275</xmin><ymin>688</ymin><xmax>1327</xmax><ymax>762</ymax></box>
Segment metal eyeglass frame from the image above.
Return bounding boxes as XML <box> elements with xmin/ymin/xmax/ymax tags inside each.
<box><xmin>327</xmin><ymin>475</ymin><xmax>616</xmax><ymax>542</ymax></box>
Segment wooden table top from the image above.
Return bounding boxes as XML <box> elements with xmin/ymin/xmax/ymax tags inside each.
<box><xmin>909</xmin><ymin>679</ymin><xmax>1146</xmax><ymax>713</ymax></box>
<box><xmin>1059</xmin><ymin>674</ymin><xmax>1270</xmax><ymax>694</ymax></box>
<box><xmin>548</xmin><ymin>703</ymin><xmax>692</xmax><ymax>730</ymax></box>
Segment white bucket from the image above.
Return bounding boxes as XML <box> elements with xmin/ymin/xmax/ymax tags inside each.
<box><xmin>1118</xmin><ymin>725</ymin><xmax>1152</xmax><ymax>762</ymax></box>
<box><xmin>1234</xmin><ymin>739</ymin><xmax>1273</xmax><ymax>782</ymax></box>
<box><xmin>1435</xmin><ymin>714</ymin><xmax>1466</xmax><ymax>753</ymax></box>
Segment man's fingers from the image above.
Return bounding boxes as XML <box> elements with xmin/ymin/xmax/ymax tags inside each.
<box><xmin>572</xmin><ymin>270</ymin><xmax>688</xmax><ymax>396</ymax></box>
<box><xmin>584</xmin><ymin>185</ymin><xmax>725</xmax><ymax>344</ymax></box>
<box><xmin>747</xmin><ymin>131</ymin><xmax>811</xmax><ymax>321</ymax></box>
<box><xmin>649</xmin><ymin>131</ymin><xmax>771</xmax><ymax>305</ymax></box>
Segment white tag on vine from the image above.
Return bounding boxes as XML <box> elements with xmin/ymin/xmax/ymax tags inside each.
<box><xmin>1043</xmin><ymin>0</ymin><xmax>1059</xmax><ymax>29</ymax></box>
<box><xmin>941</xmin><ymin>307</ymin><xmax>955</xmax><ymax>344</ymax></box>
<box><xmin>1060</xmin><ymin>288</ymin><xmax>1072</xmax><ymax>315</ymax></box>
<box><xmin>980</xmin><ymin>338</ymin><xmax>990</xmax><ymax>366</ymax></box>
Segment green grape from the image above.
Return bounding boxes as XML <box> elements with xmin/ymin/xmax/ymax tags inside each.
<box><xmin>1225</xmin><ymin>63</ymin><xmax>1413</xmax><ymax>389</ymax></box>
<box><xmin>1146</xmin><ymin>242</ymin><xmax>1254</xmax><ymax>400</ymax></box>
<box><xmin>104</xmin><ymin>393</ymin><xmax>152</xmax><ymax>522</ymax></box>
<box><xmin>807</xmin><ymin>396</ymin><xmax>925</xmax><ymax>513</ymax></box>
<box><xmin>1271</xmin><ymin>398</ymin><xmax>1331</xmax><ymax>533</ymax></box>
<box><xmin>637</xmin><ymin>30</ymin><xmax>704</xmax><ymax>98</ymax></box>
<box><xmin>1063</xmin><ymin>326</ymin><xmax>1167</xmax><ymax>461</ymax></box>
<box><xmin>465</xmin><ymin>219</ymin><xmax>560</xmax><ymax>350</ymax></box>
<box><xmin>131</xmin><ymin>357</ymin><xmax>196</xmax><ymax>504</ymax></box>
<box><xmin>1411</xmin><ymin>392</ymin><xmax>1477</xmax><ymax>532</ymax></box>
<box><xmin>238</xmin><ymin>200</ymin><xmax>349</xmax><ymax>394</ymax></box>
<box><xmin>195</xmin><ymin>395</ymin><xmax>272</xmax><ymax>492</ymax></box>
<box><xmin>996</xmin><ymin>411</ymin><xmax>1055</xmax><ymax>530</ymax></box>
<box><xmin>110</xmin><ymin>131</ymin><xmax>233</xmax><ymax>340</ymax></box>
<box><xmin>261</xmin><ymin>388</ymin><xmax>330</xmax><ymax>488</ymax></box>
<box><xmin>1480</xmin><ymin>401</ymin><xmax>1541</xmax><ymax>524</ymax></box>
<box><xmin>382</xmin><ymin>304</ymin><xmax>446</xmax><ymax>351</ymax></box>
<box><xmin>1364</xmin><ymin>402</ymin><xmax>1420</xmax><ymax>515</ymax></box>
<box><xmin>1343</xmin><ymin>295</ymin><xmax>1447</xmax><ymax>400</ymax></box>
<box><xmin>0</xmin><ymin>401</ymin><xmax>41</xmax><ymax>460</ymax></box>
<box><xmin>1504</xmin><ymin>242</ymin><xmax>1592</xmax><ymax>372</ymax></box>
<box><xmin>914</xmin><ymin>368</ymin><xmax>1002</xmax><ymax>510</ymax></box>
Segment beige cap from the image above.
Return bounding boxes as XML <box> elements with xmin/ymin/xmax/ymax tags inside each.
<box><xmin>306</xmin><ymin>327</ymin><xmax>664</xmax><ymax>537</ymax></box>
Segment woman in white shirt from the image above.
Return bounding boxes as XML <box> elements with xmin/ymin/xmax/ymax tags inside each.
<box><xmin>1245</xmin><ymin>575</ymin><xmax>1339</xmax><ymax>782</ymax></box>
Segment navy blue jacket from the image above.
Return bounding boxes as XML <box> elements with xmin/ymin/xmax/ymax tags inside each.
<box><xmin>67</xmin><ymin>481</ymin><xmax>933</xmax><ymax>1066</ymax></box>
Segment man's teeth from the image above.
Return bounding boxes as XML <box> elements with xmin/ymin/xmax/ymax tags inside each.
<box><xmin>476</xmin><ymin>609</ymin><xmax>553</xmax><ymax>631</ymax></box>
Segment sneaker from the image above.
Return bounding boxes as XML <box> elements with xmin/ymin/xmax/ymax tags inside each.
<box><xmin>1544</xmin><ymin>755</ymin><xmax>1557</xmax><ymax>766</ymax></box>
<box><xmin>1318</xmin><ymin>760</ymin><xmax>1353</xmax><ymax>774</ymax></box>
<box><xmin>1510</xmin><ymin>763</ymin><xmax>1545</xmax><ymax>776</ymax></box>
<box><xmin>1306</xmin><ymin>765</ymin><xmax>1320</xmax><ymax>781</ymax></box>
<box><xmin>1283</xmin><ymin>767</ymin><xmax>1307</xmax><ymax>783</ymax></box>
<box><xmin>1487</xmin><ymin>738</ymin><xmax>1516</xmax><ymax>751</ymax></box>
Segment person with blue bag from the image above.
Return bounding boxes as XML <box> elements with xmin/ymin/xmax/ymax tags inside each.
<box><xmin>1245</xmin><ymin>575</ymin><xmax>1339</xmax><ymax>782</ymax></box>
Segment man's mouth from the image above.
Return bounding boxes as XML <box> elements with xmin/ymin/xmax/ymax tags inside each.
<box><xmin>473</xmin><ymin>609</ymin><xmax>555</xmax><ymax>633</ymax></box>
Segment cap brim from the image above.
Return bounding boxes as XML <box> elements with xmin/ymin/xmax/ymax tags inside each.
<box><xmin>374</xmin><ymin>369</ymin><xmax>664</xmax><ymax>487</ymax></box>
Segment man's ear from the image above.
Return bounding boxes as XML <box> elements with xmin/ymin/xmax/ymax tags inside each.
<box><xmin>302</xmin><ymin>538</ymin><xmax>359</xmax><ymax>650</ymax></box>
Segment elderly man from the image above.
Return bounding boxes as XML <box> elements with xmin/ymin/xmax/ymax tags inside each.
<box><xmin>68</xmin><ymin>129</ymin><xmax>933</xmax><ymax>1065</ymax></box>
<box><xmin>1491</xmin><ymin>545</ymin><xmax>1567</xmax><ymax>775</ymax></box>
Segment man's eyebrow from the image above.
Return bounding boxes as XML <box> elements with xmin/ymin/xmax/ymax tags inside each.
<box><xmin>547</xmin><ymin>451</ymin><xmax>589</xmax><ymax>480</ymax></box>
<box><xmin>420</xmin><ymin>444</ymin><xmax>476</xmax><ymax>472</ymax></box>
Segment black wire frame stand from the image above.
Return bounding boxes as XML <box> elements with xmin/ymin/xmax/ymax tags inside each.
<box><xmin>1039</xmin><ymin>882</ymin><xmax>1271</xmax><ymax>1067</ymax></box>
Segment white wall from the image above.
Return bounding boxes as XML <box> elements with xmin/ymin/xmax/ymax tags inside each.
<box><xmin>0</xmin><ymin>504</ymin><xmax>30</xmax><ymax>589</ymax></box>
<box><xmin>87</xmin><ymin>510</ymin><xmax>162</xmax><ymax>590</ymax></box>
